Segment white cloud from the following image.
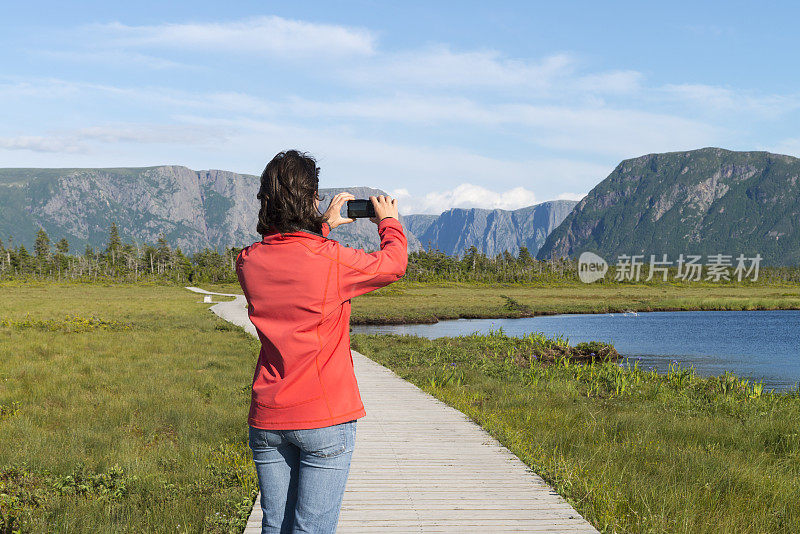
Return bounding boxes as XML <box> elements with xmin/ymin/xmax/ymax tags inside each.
<box><xmin>660</xmin><ymin>83</ymin><xmax>800</xmax><ymax>118</ymax></box>
<box><xmin>574</xmin><ymin>70</ymin><xmax>643</xmax><ymax>95</ymax></box>
<box><xmin>510</xmin><ymin>103</ymin><xmax>720</xmax><ymax>157</ymax></box>
<box><xmin>11</xmin><ymin>15</ymin><xmax>799</xmax><ymax>199</ymax></box>
<box><xmin>87</xmin><ymin>16</ymin><xmax>376</xmax><ymax>57</ymax></box>
<box><xmin>390</xmin><ymin>183</ymin><xmax>538</xmax><ymax>214</ymax></box>
<box><xmin>339</xmin><ymin>48</ymin><xmax>649</xmax><ymax>99</ymax></box>
<box><xmin>74</xmin><ymin>124</ymin><xmax>228</xmax><ymax>144</ymax></box>
<box><xmin>285</xmin><ymin>94</ymin><xmax>719</xmax><ymax>158</ymax></box>
<box><xmin>0</xmin><ymin>77</ymin><xmax>84</xmax><ymax>99</ymax></box>
<box><xmin>4</xmin><ymin>78</ymin><xmax>721</xmax><ymax>161</ymax></box>
<box><xmin>36</xmin><ymin>50</ymin><xmax>194</xmax><ymax>70</ymax></box>
<box><xmin>0</xmin><ymin>107</ymin><xmax>613</xmax><ymax>199</ymax></box>
<box><xmin>143</xmin><ymin>113</ymin><xmax>612</xmax><ymax>198</ymax></box>
<box><xmin>342</xmin><ymin>48</ymin><xmax>575</xmax><ymax>92</ymax></box>
<box><xmin>0</xmin><ymin>77</ymin><xmax>273</xmax><ymax>116</ymax></box>
<box><xmin>286</xmin><ymin>94</ymin><xmax>498</xmax><ymax>124</ymax></box>
<box><xmin>0</xmin><ymin>123</ymin><xmax>228</xmax><ymax>155</ymax></box>
<box><xmin>0</xmin><ymin>135</ymin><xmax>86</xmax><ymax>153</ymax></box>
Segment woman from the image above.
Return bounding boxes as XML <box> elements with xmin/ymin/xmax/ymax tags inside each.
<box><xmin>236</xmin><ymin>149</ymin><xmax>408</xmax><ymax>533</ymax></box>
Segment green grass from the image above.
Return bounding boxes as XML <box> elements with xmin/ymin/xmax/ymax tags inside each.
<box><xmin>4</xmin><ymin>279</ymin><xmax>800</xmax><ymax>532</ymax></box>
<box><xmin>351</xmin><ymin>330</ymin><xmax>800</xmax><ymax>534</ymax></box>
<box><xmin>80</xmin><ymin>279</ymin><xmax>800</xmax><ymax>326</ymax></box>
<box><xmin>343</xmin><ymin>280</ymin><xmax>800</xmax><ymax>324</ymax></box>
<box><xmin>0</xmin><ymin>282</ymin><xmax>258</xmax><ymax>533</ymax></box>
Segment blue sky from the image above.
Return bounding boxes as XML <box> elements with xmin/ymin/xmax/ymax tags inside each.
<box><xmin>2</xmin><ymin>1</ymin><xmax>799</xmax><ymax>214</ymax></box>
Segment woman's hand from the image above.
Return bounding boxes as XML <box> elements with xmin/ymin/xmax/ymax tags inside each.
<box><xmin>369</xmin><ymin>195</ymin><xmax>399</xmax><ymax>225</ymax></box>
<box><xmin>322</xmin><ymin>192</ymin><xmax>356</xmax><ymax>229</ymax></box>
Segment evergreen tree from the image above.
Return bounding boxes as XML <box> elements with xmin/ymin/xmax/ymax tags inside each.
<box><xmin>142</xmin><ymin>245</ymin><xmax>158</xmax><ymax>274</ymax></box>
<box><xmin>517</xmin><ymin>246</ymin><xmax>531</xmax><ymax>263</ymax></box>
<box><xmin>156</xmin><ymin>235</ymin><xmax>171</xmax><ymax>273</ymax></box>
<box><xmin>53</xmin><ymin>238</ymin><xmax>70</xmax><ymax>274</ymax></box>
<box><xmin>55</xmin><ymin>238</ymin><xmax>70</xmax><ymax>255</ymax></box>
<box><xmin>15</xmin><ymin>244</ymin><xmax>32</xmax><ymax>270</ymax></box>
<box><xmin>121</xmin><ymin>243</ymin><xmax>138</xmax><ymax>272</ymax></box>
<box><xmin>34</xmin><ymin>228</ymin><xmax>51</xmax><ymax>259</ymax></box>
<box><xmin>174</xmin><ymin>248</ymin><xmax>193</xmax><ymax>281</ymax></box>
<box><xmin>462</xmin><ymin>245</ymin><xmax>479</xmax><ymax>272</ymax></box>
<box><xmin>105</xmin><ymin>222</ymin><xmax>123</xmax><ymax>265</ymax></box>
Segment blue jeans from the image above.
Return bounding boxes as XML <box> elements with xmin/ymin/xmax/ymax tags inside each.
<box><xmin>248</xmin><ymin>420</ymin><xmax>357</xmax><ymax>534</ymax></box>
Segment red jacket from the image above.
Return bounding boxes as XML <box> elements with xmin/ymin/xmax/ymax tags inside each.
<box><xmin>236</xmin><ymin>216</ymin><xmax>408</xmax><ymax>430</ymax></box>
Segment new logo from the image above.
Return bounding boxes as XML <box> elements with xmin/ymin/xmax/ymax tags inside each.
<box><xmin>578</xmin><ymin>251</ymin><xmax>608</xmax><ymax>283</ymax></box>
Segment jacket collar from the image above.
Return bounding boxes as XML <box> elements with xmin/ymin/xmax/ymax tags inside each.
<box><xmin>261</xmin><ymin>223</ymin><xmax>328</xmax><ymax>243</ymax></box>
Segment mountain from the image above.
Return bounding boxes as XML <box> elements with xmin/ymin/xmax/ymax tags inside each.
<box><xmin>0</xmin><ymin>166</ymin><xmax>423</xmax><ymax>254</ymax></box>
<box><xmin>536</xmin><ymin>147</ymin><xmax>800</xmax><ymax>266</ymax></box>
<box><xmin>407</xmin><ymin>200</ymin><xmax>578</xmax><ymax>257</ymax></box>
<box><xmin>403</xmin><ymin>214</ymin><xmax>438</xmax><ymax>238</ymax></box>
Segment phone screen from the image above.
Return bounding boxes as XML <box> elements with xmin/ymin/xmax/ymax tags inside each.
<box><xmin>346</xmin><ymin>199</ymin><xmax>376</xmax><ymax>218</ymax></box>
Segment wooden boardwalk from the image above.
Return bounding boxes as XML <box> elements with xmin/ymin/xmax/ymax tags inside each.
<box><xmin>186</xmin><ymin>287</ymin><xmax>599</xmax><ymax>533</ymax></box>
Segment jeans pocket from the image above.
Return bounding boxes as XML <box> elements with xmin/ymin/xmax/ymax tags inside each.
<box><xmin>248</xmin><ymin>425</ymin><xmax>282</xmax><ymax>450</ymax></box>
<box><xmin>295</xmin><ymin>422</ymin><xmax>348</xmax><ymax>458</ymax></box>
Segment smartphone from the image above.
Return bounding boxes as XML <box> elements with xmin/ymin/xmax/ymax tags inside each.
<box><xmin>346</xmin><ymin>199</ymin><xmax>377</xmax><ymax>219</ymax></box>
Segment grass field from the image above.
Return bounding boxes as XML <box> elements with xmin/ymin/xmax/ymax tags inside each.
<box><xmin>0</xmin><ymin>283</ymin><xmax>258</xmax><ymax>532</ymax></box>
<box><xmin>349</xmin><ymin>281</ymin><xmax>800</xmax><ymax>324</ymax></box>
<box><xmin>205</xmin><ymin>279</ymin><xmax>800</xmax><ymax>324</ymax></box>
<box><xmin>3</xmin><ymin>280</ymin><xmax>799</xmax><ymax>533</ymax></box>
<box><xmin>352</xmin><ymin>330</ymin><xmax>800</xmax><ymax>534</ymax></box>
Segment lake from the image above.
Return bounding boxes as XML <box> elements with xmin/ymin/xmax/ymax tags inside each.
<box><xmin>351</xmin><ymin>310</ymin><xmax>800</xmax><ymax>392</ymax></box>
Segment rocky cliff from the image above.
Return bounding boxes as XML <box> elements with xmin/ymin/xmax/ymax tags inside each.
<box><xmin>402</xmin><ymin>213</ymin><xmax>438</xmax><ymax>240</ymax></box>
<box><xmin>409</xmin><ymin>200</ymin><xmax>578</xmax><ymax>257</ymax></box>
<box><xmin>537</xmin><ymin>147</ymin><xmax>800</xmax><ymax>266</ymax></box>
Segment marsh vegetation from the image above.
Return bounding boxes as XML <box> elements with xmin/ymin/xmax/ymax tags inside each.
<box><xmin>0</xmin><ymin>284</ymin><xmax>258</xmax><ymax>532</ymax></box>
<box><xmin>2</xmin><ymin>280</ymin><xmax>799</xmax><ymax>533</ymax></box>
<box><xmin>353</xmin><ymin>329</ymin><xmax>800</xmax><ymax>534</ymax></box>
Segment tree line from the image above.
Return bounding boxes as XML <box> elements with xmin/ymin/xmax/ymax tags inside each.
<box><xmin>0</xmin><ymin>224</ymin><xmax>238</xmax><ymax>284</ymax></box>
<box><xmin>1</xmin><ymin>224</ymin><xmax>799</xmax><ymax>285</ymax></box>
<box><xmin>404</xmin><ymin>245</ymin><xmax>580</xmax><ymax>284</ymax></box>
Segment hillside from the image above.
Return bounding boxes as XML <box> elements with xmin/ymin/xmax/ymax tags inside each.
<box><xmin>537</xmin><ymin>147</ymin><xmax>800</xmax><ymax>266</ymax></box>
<box><xmin>0</xmin><ymin>165</ymin><xmax>575</xmax><ymax>257</ymax></box>
<box><xmin>409</xmin><ymin>200</ymin><xmax>577</xmax><ymax>257</ymax></box>
<box><xmin>0</xmin><ymin>167</ymin><xmax>423</xmax><ymax>254</ymax></box>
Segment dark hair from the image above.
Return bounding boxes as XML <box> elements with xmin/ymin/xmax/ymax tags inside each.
<box><xmin>257</xmin><ymin>150</ymin><xmax>326</xmax><ymax>235</ymax></box>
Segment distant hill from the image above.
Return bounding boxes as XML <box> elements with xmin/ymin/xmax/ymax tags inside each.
<box><xmin>0</xmin><ymin>165</ymin><xmax>577</xmax><ymax>257</ymax></box>
<box><xmin>0</xmin><ymin>166</ymin><xmax>423</xmax><ymax>254</ymax></box>
<box><xmin>537</xmin><ymin>147</ymin><xmax>800</xmax><ymax>266</ymax></box>
<box><xmin>406</xmin><ymin>200</ymin><xmax>578</xmax><ymax>257</ymax></box>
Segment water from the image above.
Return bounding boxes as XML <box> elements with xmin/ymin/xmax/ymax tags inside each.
<box><xmin>351</xmin><ymin>310</ymin><xmax>800</xmax><ymax>392</ymax></box>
